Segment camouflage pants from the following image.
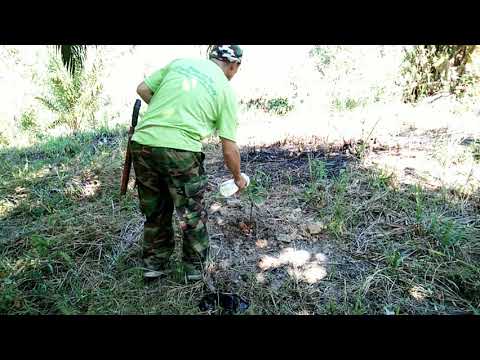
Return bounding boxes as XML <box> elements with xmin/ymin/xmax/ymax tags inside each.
<box><xmin>130</xmin><ymin>141</ymin><xmax>209</xmax><ymax>270</ymax></box>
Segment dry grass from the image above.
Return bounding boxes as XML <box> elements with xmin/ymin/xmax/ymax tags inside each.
<box><xmin>1</xmin><ymin>117</ymin><xmax>479</xmax><ymax>314</ymax></box>
<box><xmin>198</xmin><ymin>124</ymin><xmax>480</xmax><ymax>314</ymax></box>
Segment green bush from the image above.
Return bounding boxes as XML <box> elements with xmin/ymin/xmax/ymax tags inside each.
<box><xmin>241</xmin><ymin>96</ymin><xmax>294</xmax><ymax>116</ymax></box>
<box><xmin>19</xmin><ymin>108</ymin><xmax>38</xmax><ymax>132</ymax></box>
<box><xmin>401</xmin><ymin>45</ymin><xmax>477</xmax><ymax>103</ymax></box>
<box><xmin>36</xmin><ymin>51</ymin><xmax>103</xmax><ymax>132</ymax></box>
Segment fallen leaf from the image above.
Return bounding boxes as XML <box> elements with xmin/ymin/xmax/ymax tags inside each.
<box><xmin>307</xmin><ymin>222</ymin><xmax>326</xmax><ymax>235</ymax></box>
<box><xmin>239</xmin><ymin>222</ymin><xmax>252</xmax><ymax>235</ymax></box>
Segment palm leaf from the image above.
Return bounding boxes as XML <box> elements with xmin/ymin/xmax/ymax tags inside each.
<box><xmin>55</xmin><ymin>45</ymin><xmax>87</xmax><ymax>75</ymax></box>
<box><xmin>35</xmin><ymin>96</ymin><xmax>61</xmax><ymax>113</ymax></box>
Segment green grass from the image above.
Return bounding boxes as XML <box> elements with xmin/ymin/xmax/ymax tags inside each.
<box><xmin>331</xmin><ymin>97</ymin><xmax>365</xmax><ymax>112</ymax></box>
<box><xmin>1</xmin><ymin>128</ymin><xmax>295</xmax><ymax>315</ymax></box>
<box><xmin>301</xmin><ymin>157</ymin><xmax>328</xmax><ymax>205</ymax></box>
<box><xmin>1</xmin><ymin>125</ymin><xmax>479</xmax><ymax>314</ymax></box>
<box><xmin>292</xmin><ymin>148</ymin><xmax>480</xmax><ymax>314</ymax></box>
<box><xmin>0</xmin><ymin>126</ymin><xmax>149</xmax><ymax>314</ymax></box>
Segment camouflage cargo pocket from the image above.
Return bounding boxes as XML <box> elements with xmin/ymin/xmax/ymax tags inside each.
<box><xmin>184</xmin><ymin>175</ymin><xmax>208</xmax><ymax>198</ymax></box>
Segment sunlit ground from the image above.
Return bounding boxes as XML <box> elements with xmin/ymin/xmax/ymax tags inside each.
<box><xmin>257</xmin><ymin>247</ymin><xmax>328</xmax><ymax>285</ymax></box>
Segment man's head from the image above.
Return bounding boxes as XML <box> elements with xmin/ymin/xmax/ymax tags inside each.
<box><xmin>208</xmin><ymin>45</ymin><xmax>243</xmax><ymax>81</ymax></box>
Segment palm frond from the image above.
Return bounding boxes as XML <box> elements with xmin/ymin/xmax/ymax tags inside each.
<box><xmin>55</xmin><ymin>45</ymin><xmax>87</xmax><ymax>75</ymax></box>
<box><xmin>35</xmin><ymin>96</ymin><xmax>61</xmax><ymax>113</ymax></box>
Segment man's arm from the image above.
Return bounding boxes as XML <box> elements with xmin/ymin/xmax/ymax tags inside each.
<box><xmin>138</xmin><ymin>64</ymin><xmax>171</xmax><ymax>104</ymax></box>
<box><xmin>221</xmin><ymin>137</ymin><xmax>247</xmax><ymax>190</ymax></box>
<box><xmin>137</xmin><ymin>81</ymin><xmax>154</xmax><ymax>104</ymax></box>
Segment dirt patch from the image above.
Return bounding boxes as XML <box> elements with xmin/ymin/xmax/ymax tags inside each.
<box><xmin>198</xmin><ymin>129</ymin><xmax>480</xmax><ymax>314</ymax></box>
<box><xmin>208</xmin><ymin>140</ymin><xmax>357</xmax><ymax>187</ymax></box>
<box><xmin>201</xmin><ymin>140</ymin><xmax>367</xmax><ymax>304</ymax></box>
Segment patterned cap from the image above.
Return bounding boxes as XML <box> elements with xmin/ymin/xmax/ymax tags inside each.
<box><xmin>208</xmin><ymin>45</ymin><xmax>243</xmax><ymax>64</ymax></box>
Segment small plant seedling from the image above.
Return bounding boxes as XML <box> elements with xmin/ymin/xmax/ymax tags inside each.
<box><xmin>386</xmin><ymin>250</ymin><xmax>403</xmax><ymax>269</ymax></box>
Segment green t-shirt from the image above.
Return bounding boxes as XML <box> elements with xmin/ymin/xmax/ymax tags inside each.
<box><xmin>131</xmin><ymin>58</ymin><xmax>239</xmax><ymax>152</ymax></box>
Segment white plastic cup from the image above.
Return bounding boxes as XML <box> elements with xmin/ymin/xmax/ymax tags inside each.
<box><xmin>219</xmin><ymin>173</ymin><xmax>250</xmax><ymax>197</ymax></box>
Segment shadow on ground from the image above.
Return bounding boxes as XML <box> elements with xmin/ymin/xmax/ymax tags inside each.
<box><xmin>1</xmin><ymin>130</ymin><xmax>479</xmax><ymax>315</ymax></box>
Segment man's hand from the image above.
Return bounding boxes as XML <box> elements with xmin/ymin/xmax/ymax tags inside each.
<box><xmin>137</xmin><ymin>81</ymin><xmax>154</xmax><ymax>104</ymax></box>
<box><xmin>234</xmin><ymin>175</ymin><xmax>248</xmax><ymax>192</ymax></box>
